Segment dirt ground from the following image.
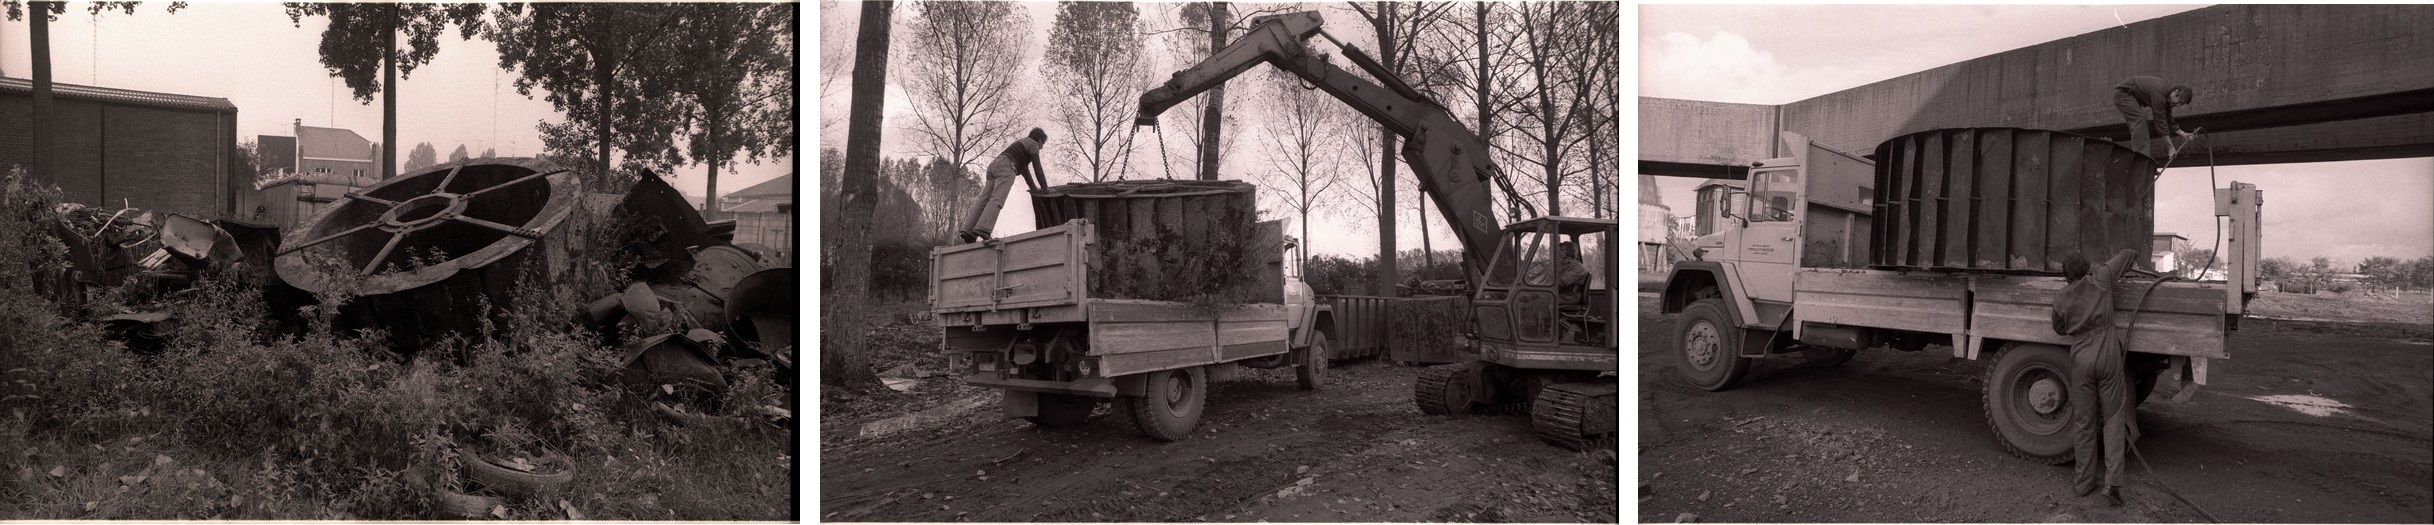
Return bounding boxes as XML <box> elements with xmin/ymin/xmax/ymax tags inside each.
<box><xmin>1637</xmin><ymin>293</ymin><xmax>2434</xmax><ymax>523</ymax></box>
<box><xmin>820</xmin><ymin>353</ymin><xmax>1619</xmax><ymax>523</ymax></box>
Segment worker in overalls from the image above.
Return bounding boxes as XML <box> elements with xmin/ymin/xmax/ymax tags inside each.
<box><xmin>2114</xmin><ymin>76</ymin><xmax>2195</xmax><ymax>161</ymax></box>
<box><xmin>959</xmin><ymin>128</ymin><xmax>1050</xmax><ymax>243</ymax></box>
<box><xmin>2053</xmin><ymin>248</ymin><xmax>2142</xmax><ymax>506</ymax></box>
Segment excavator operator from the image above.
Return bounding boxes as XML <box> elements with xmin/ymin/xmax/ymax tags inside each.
<box><xmin>2053</xmin><ymin>248</ymin><xmax>2142</xmax><ymax>506</ymax></box>
<box><xmin>1527</xmin><ymin>241</ymin><xmax>1593</xmax><ymax>342</ymax></box>
<box><xmin>959</xmin><ymin>128</ymin><xmax>1050</xmax><ymax>243</ymax></box>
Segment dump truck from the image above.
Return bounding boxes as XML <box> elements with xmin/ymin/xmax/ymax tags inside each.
<box><xmin>930</xmin><ymin>181</ymin><xmax>1338</xmax><ymax>441</ymax></box>
<box><xmin>1659</xmin><ymin>128</ymin><xmax>2263</xmax><ymax>463</ymax></box>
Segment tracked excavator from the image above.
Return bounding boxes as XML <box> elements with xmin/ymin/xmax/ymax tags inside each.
<box><xmin>1135</xmin><ymin>11</ymin><xmax>1619</xmax><ymax>449</ymax></box>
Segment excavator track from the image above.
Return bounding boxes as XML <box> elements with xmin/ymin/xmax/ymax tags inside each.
<box><xmin>1414</xmin><ymin>363</ymin><xmax>1472</xmax><ymax>415</ymax></box>
<box><xmin>1532</xmin><ymin>381</ymin><xmax>1619</xmax><ymax>451</ymax></box>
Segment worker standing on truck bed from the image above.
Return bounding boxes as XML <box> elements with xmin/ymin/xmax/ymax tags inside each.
<box><xmin>959</xmin><ymin>128</ymin><xmax>1050</xmax><ymax>243</ymax></box>
<box><xmin>2053</xmin><ymin>248</ymin><xmax>2142</xmax><ymax>506</ymax></box>
<box><xmin>2114</xmin><ymin>76</ymin><xmax>2195</xmax><ymax>161</ymax></box>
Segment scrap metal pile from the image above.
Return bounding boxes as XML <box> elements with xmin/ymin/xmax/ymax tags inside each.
<box><xmin>20</xmin><ymin>158</ymin><xmax>794</xmax><ymax>413</ymax></box>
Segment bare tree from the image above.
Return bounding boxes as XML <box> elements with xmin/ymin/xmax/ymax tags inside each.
<box><xmin>1345</xmin><ymin>0</ymin><xmax>1455</xmax><ymax>296</ymax></box>
<box><xmin>899</xmin><ymin>1</ymin><xmax>1033</xmax><ymax>173</ymax></box>
<box><xmin>1250</xmin><ymin>69</ymin><xmax>1354</xmax><ymax>269</ymax></box>
<box><xmin>827</xmin><ymin>0</ymin><xmax>893</xmax><ymax>392</ymax></box>
<box><xmin>1503</xmin><ymin>2</ymin><xmax>1603</xmax><ymax>218</ymax></box>
<box><xmin>1044</xmin><ymin>1</ymin><xmax>1148</xmax><ymax>183</ymax></box>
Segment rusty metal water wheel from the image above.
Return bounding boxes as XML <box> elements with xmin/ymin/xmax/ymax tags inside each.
<box><xmin>274</xmin><ymin>158</ymin><xmax>577</xmax><ymax>353</ymax></box>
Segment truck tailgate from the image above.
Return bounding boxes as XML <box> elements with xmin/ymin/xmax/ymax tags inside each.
<box><xmin>930</xmin><ymin>222</ymin><xmax>1092</xmax><ymax>313</ymax></box>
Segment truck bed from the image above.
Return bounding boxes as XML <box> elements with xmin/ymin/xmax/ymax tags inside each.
<box><xmin>1795</xmin><ymin>269</ymin><xmax>2227</xmax><ymax>359</ymax></box>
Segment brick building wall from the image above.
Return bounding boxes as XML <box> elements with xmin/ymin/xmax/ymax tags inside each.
<box><xmin>0</xmin><ymin>82</ymin><xmax>238</xmax><ymax>217</ymax></box>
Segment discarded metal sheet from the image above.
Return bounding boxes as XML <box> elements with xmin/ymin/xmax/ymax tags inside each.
<box><xmin>1870</xmin><ymin>127</ymin><xmax>2156</xmax><ymax>273</ymax></box>
<box><xmin>615</xmin><ymin>329</ymin><xmax>729</xmax><ymax>403</ymax></box>
<box><xmin>273</xmin><ymin>157</ymin><xmax>576</xmax><ymax>351</ymax></box>
<box><xmin>612</xmin><ymin>170</ymin><xmax>713</xmax><ymax>282</ymax></box>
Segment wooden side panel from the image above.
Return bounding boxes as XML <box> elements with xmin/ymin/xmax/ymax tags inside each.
<box><xmin>1793</xmin><ymin>270</ymin><xmax>1970</xmax><ymax>335</ymax></box>
<box><xmin>1914</xmin><ymin>132</ymin><xmax>1946</xmax><ymax>267</ymax></box>
<box><xmin>2010</xmin><ymin>130</ymin><xmax>2051</xmax><ymax>271</ymax></box>
<box><xmin>2045</xmin><ymin>137</ymin><xmax>2084</xmax><ymax>270</ymax></box>
<box><xmin>1968</xmin><ymin>276</ymin><xmax>2227</xmax><ymax>358</ymax></box>
<box><xmin>1975</xmin><ymin>128</ymin><xmax>2015</xmax><ymax>268</ymax></box>
<box><xmin>1087</xmin><ymin>301</ymin><xmax>1289</xmax><ymax>377</ymax></box>
<box><xmin>1941</xmin><ymin>130</ymin><xmax>1976</xmax><ymax>268</ymax></box>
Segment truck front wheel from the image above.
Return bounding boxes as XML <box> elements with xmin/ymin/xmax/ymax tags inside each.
<box><xmin>1296</xmin><ymin>334</ymin><xmax>1329</xmax><ymax>391</ymax></box>
<box><xmin>1984</xmin><ymin>343</ymin><xmax>2074</xmax><ymax>464</ymax></box>
<box><xmin>1123</xmin><ymin>366</ymin><xmax>1208</xmax><ymax>441</ymax></box>
<box><xmin>1675</xmin><ymin>299</ymin><xmax>1750</xmax><ymax>391</ymax></box>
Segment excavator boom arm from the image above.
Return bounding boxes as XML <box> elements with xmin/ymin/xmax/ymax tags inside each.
<box><xmin>1137</xmin><ymin>11</ymin><xmax>1509</xmax><ymax>283</ymax></box>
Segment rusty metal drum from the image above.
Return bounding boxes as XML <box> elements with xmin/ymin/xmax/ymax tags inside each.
<box><xmin>1869</xmin><ymin>128</ymin><xmax>2157</xmax><ymax>274</ymax></box>
<box><xmin>273</xmin><ymin>157</ymin><xmax>577</xmax><ymax>351</ymax></box>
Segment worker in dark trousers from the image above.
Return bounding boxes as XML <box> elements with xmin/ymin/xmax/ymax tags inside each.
<box><xmin>2053</xmin><ymin>248</ymin><xmax>2143</xmax><ymax>506</ymax></box>
<box><xmin>2114</xmin><ymin>76</ymin><xmax>2195</xmax><ymax>161</ymax></box>
<box><xmin>959</xmin><ymin>128</ymin><xmax>1049</xmax><ymax>243</ymax></box>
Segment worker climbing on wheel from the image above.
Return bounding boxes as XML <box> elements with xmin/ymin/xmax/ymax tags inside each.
<box><xmin>2053</xmin><ymin>248</ymin><xmax>2143</xmax><ymax>506</ymax></box>
<box><xmin>959</xmin><ymin>128</ymin><xmax>1050</xmax><ymax>243</ymax></box>
<box><xmin>2113</xmin><ymin>76</ymin><xmax>2195</xmax><ymax>162</ymax></box>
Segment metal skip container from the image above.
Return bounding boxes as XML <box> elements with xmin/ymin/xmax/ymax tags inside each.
<box><xmin>273</xmin><ymin>158</ymin><xmax>577</xmax><ymax>350</ymax></box>
<box><xmin>1869</xmin><ymin>127</ymin><xmax>2156</xmax><ymax>273</ymax></box>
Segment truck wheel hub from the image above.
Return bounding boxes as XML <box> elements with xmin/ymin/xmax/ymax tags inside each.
<box><xmin>1166</xmin><ymin>375</ymin><xmax>1188</xmax><ymax>405</ymax></box>
<box><xmin>2028</xmin><ymin>376</ymin><xmax>2064</xmax><ymax>415</ymax></box>
<box><xmin>1685</xmin><ymin>322</ymin><xmax>1719</xmax><ymax>368</ymax></box>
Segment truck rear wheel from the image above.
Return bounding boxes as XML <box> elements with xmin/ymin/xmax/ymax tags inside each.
<box><xmin>1125</xmin><ymin>366</ymin><xmax>1207</xmax><ymax>441</ymax></box>
<box><xmin>1026</xmin><ymin>394</ymin><xmax>1098</xmax><ymax>428</ymax></box>
<box><xmin>1675</xmin><ymin>299</ymin><xmax>1750</xmax><ymax>391</ymax></box>
<box><xmin>1985</xmin><ymin>343</ymin><xmax>2074</xmax><ymax>464</ymax></box>
<box><xmin>1296</xmin><ymin>334</ymin><xmax>1329</xmax><ymax>391</ymax></box>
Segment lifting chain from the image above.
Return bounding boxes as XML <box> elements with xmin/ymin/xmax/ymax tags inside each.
<box><xmin>1154</xmin><ymin>121</ymin><xmax>1177</xmax><ymax>181</ymax></box>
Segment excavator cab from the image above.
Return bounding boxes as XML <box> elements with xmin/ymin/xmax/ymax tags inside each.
<box><xmin>1471</xmin><ymin>216</ymin><xmax>1619</xmax><ymax>361</ymax></box>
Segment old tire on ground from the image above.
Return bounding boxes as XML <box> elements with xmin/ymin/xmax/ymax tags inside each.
<box><xmin>1127</xmin><ymin>366</ymin><xmax>1207</xmax><ymax>441</ymax></box>
<box><xmin>1675</xmin><ymin>299</ymin><xmax>1750</xmax><ymax>391</ymax></box>
<box><xmin>1414</xmin><ymin>362</ymin><xmax>1480</xmax><ymax>415</ymax></box>
<box><xmin>1532</xmin><ymin>381</ymin><xmax>1620</xmax><ymax>451</ymax></box>
<box><xmin>462</xmin><ymin>450</ymin><xmax>575</xmax><ymax>499</ymax></box>
<box><xmin>1026</xmin><ymin>394</ymin><xmax>1098</xmax><ymax>428</ymax></box>
<box><xmin>1985</xmin><ymin>343</ymin><xmax>2075</xmax><ymax>464</ymax></box>
<box><xmin>1296</xmin><ymin>333</ymin><xmax>1329</xmax><ymax>391</ymax></box>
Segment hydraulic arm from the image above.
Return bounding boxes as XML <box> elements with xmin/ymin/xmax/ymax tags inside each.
<box><xmin>1136</xmin><ymin>11</ymin><xmax>1521</xmax><ymax>283</ymax></box>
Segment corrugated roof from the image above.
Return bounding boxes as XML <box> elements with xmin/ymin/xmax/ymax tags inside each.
<box><xmin>297</xmin><ymin>126</ymin><xmax>373</xmax><ymax>160</ymax></box>
<box><xmin>0</xmin><ymin>76</ymin><xmax>236</xmax><ymax>112</ymax></box>
<box><xmin>724</xmin><ymin>173</ymin><xmax>794</xmax><ymax>200</ymax></box>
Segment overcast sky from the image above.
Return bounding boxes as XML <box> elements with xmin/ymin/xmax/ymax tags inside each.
<box><xmin>1637</xmin><ymin>4</ymin><xmax>2434</xmax><ymax>269</ymax></box>
<box><xmin>1</xmin><ymin>3</ymin><xmax>791</xmax><ymax>201</ymax></box>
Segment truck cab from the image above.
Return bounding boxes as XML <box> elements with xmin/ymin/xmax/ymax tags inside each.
<box><xmin>1668</xmin><ymin>131</ymin><xmax>1875</xmax><ymax>330</ymax></box>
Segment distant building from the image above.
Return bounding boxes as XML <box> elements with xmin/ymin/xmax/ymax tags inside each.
<box><xmin>714</xmin><ymin>173</ymin><xmax>795</xmax><ymax>266</ymax></box>
<box><xmin>0</xmin><ymin>77</ymin><xmax>240</xmax><ymax>217</ymax></box>
<box><xmin>2153</xmin><ymin>232</ymin><xmax>2192</xmax><ymax>273</ymax></box>
<box><xmin>234</xmin><ymin>120</ymin><xmax>383</xmax><ymax>228</ymax></box>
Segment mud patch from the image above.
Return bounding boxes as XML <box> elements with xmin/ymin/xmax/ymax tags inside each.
<box><xmin>858</xmin><ymin>394</ymin><xmax>991</xmax><ymax>438</ymax></box>
<box><xmin>2244</xmin><ymin>394</ymin><xmax>2351</xmax><ymax>417</ymax></box>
